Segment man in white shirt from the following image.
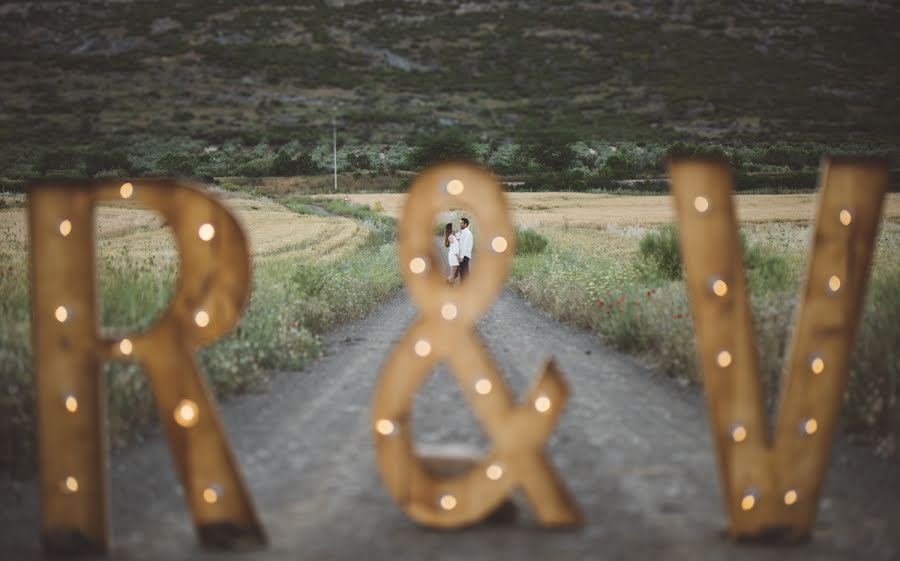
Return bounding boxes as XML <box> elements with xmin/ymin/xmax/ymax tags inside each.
<box><xmin>457</xmin><ymin>217</ymin><xmax>473</xmax><ymax>282</ymax></box>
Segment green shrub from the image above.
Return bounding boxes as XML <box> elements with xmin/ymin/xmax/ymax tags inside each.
<box><xmin>35</xmin><ymin>148</ymin><xmax>86</xmax><ymax>177</ymax></box>
<box><xmin>156</xmin><ymin>152</ymin><xmax>203</xmax><ymax>176</ymax></box>
<box><xmin>744</xmin><ymin>244</ymin><xmax>792</xmax><ymax>292</ymax></box>
<box><xmin>638</xmin><ymin>224</ymin><xmax>682</xmax><ymax>281</ymax></box>
<box><xmin>0</xmin><ymin>179</ymin><xmax>25</xmax><ymax>193</ymax></box>
<box><xmin>84</xmin><ymin>149</ymin><xmax>132</xmax><ymax>177</ymax></box>
<box><xmin>600</xmin><ymin>153</ymin><xmax>642</xmax><ymax>179</ymax></box>
<box><xmin>235</xmin><ymin>156</ymin><xmax>276</xmax><ymax>177</ymax></box>
<box><xmin>637</xmin><ymin>225</ymin><xmax>793</xmax><ymax>289</ymax></box>
<box><xmin>525</xmin><ymin>140</ymin><xmax>576</xmax><ymax>173</ymax></box>
<box><xmin>408</xmin><ymin>128</ymin><xmax>476</xmax><ymax>169</ymax></box>
<box><xmin>516</xmin><ymin>228</ymin><xmax>549</xmax><ymax>255</ymax></box>
<box><xmin>272</xmin><ymin>149</ymin><xmax>320</xmax><ymax>176</ymax></box>
<box><xmin>489</xmin><ymin>143</ymin><xmax>532</xmax><ymax>175</ymax></box>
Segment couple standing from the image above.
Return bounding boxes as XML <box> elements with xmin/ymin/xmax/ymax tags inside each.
<box><xmin>444</xmin><ymin>217</ymin><xmax>472</xmax><ymax>284</ymax></box>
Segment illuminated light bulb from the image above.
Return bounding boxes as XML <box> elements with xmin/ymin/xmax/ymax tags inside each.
<box><xmin>194</xmin><ymin>310</ymin><xmax>210</xmax><ymax>328</ymax></box>
<box><xmin>827</xmin><ymin>275</ymin><xmax>841</xmax><ymax>293</ymax></box>
<box><xmin>693</xmin><ymin>196</ymin><xmax>710</xmax><ymax>213</ymax></box>
<box><xmin>59</xmin><ymin>219</ymin><xmax>72</xmax><ymax>237</ymax></box>
<box><xmin>491</xmin><ymin>236</ymin><xmax>508</xmax><ymax>253</ymax></box>
<box><xmin>839</xmin><ymin>209</ymin><xmax>852</xmax><ymax>226</ymax></box>
<box><xmin>174</xmin><ymin>399</ymin><xmax>199</xmax><ymax>428</ymax></box>
<box><xmin>441</xmin><ymin>303</ymin><xmax>458</xmax><ymax>321</ymax></box>
<box><xmin>198</xmin><ymin>223</ymin><xmax>216</xmax><ymax>241</ymax></box>
<box><xmin>54</xmin><ymin>306</ymin><xmax>68</xmax><ymax>323</ymax></box>
<box><xmin>809</xmin><ymin>354</ymin><xmax>824</xmax><ymax>375</ymax></box>
<box><xmin>120</xmin><ymin>182</ymin><xmax>134</xmax><ymax>199</ymax></box>
<box><xmin>375</xmin><ymin>419</ymin><xmax>395</xmax><ymax>436</ymax></box>
<box><xmin>486</xmin><ymin>464</ymin><xmax>504</xmax><ymax>481</ymax></box>
<box><xmin>716</xmin><ymin>350</ymin><xmax>732</xmax><ymax>368</ymax></box>
<box><xmin>63</xmin><ymin>476</ymin><xmax>79</xmax><ymax>494</ymax></box>
<box><xmin>447</xmin><ymin>179</ymin><xmax>465</xmax><ymax>195</ymax></box>
<box><xmin>730</xmin><ymin>424</ymin><xmax>747</xmax><ymax>443</ymax></box>
<box><xmin>534</xmin><ymin>395</ymin><xmax>551</xmax><ymax>413</ymax></box>
<box><xmin>712</xmin><ymin>279</ymin><xmax>728</xmax><ymax>297</ymax></box>
<box><xmin>784</xmin><ymin>489</ymin><xmax>798</xmax><ymax>506</ymax></box>
<box><xmin>740</xmin><ymin>492</ymin><xmax>757</xmax><ymax>511</ymax></box>
<box><xmin>409</xmin><ymin>257</ymin><xmax>426</xmax><ymax>274</ymax></box>
<box><xmin>119</xmin><ymin>338</ymin><xmax>133</xmax><ymax>355</ymax></box>
<box><xmin>439</xmin><ymin>494</ymin><xmax>457</xmax><ymax>511</ymax></box>
<box><xmin>801</xmin><ymin>418</ymin><xmax>818</xmax><ymax>435</ymax></box>
<box><xmin>202</xmin><ymin>486</ymin><xmax>220</xmax><ymax>504</ymax></box>
<box><xmin>414</xmin><ymin>339</ymin><xmax>431</xmax><ymax>357</ymax></box>
<box><xmin>474</xmin><ymin>378</ymin><xmax>492</xmax><ymax>395</ymax></box>
<box><xmin>64</xmin><ymin>393</ymin><xmax>78</xmax><ymax>413</ymax></box>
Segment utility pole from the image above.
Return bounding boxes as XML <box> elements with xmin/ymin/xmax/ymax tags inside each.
<box><xmin>332</xmin><ymin>114</ymin><xmax>338</xmax><ymax>193</ymax></box>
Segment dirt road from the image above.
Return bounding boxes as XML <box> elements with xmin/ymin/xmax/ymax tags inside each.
<box><xmin>2</xmin><ymin>290</ymin><xmax>899</xmax><ymax>560</ymax></box>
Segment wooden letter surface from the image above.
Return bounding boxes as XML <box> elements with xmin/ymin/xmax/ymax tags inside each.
<box><xmin>668</xmin><ymin>158</ymin><xmax>888</xmax><ymax>542</ymax></box>
<box><xmin>28</xmin><ymin>179</ymin><xmax>265</xmax><ymax>554</ymax></box>
<box><xmin>371</xmin><ymin>162</ymin><xmax>581</xmax><ymax>528</ymax></box>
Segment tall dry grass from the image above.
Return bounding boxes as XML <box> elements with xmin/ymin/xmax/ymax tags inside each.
<box><xmin>510</xmin><ymin>222</ymin><xmax>900</xmax><ymax>447</ymax></box>
<box><xmin>0</xmin><ymin>196</ymin><xmax>401</xmax><ymax>477</ymax></box>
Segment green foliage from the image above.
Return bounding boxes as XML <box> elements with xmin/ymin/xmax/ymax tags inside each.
<box><xmin>84</xmin><ymin>149</ymin><xmax>132</xmax><ymax>177</ymax></box>
<box><xmin>35</xmin><ymin>148</ymin><xmax>86</xmax><ymax>177</ymax></box>
<box><xmin>156</xmin><ymin>151</ymin><xmax>203</xmax><ymax>176</ymax></box>
<box><xmin>516</xmin><ymin>228</ymin><xmax>549</xmax><ymax>255</ymax></box>
<box><xmin>744</xmin><ymin>243</ymin><xmax>791</xmax><ymax>292</ymax></box>
<box><xmin>638</xmin><ymin>224</ymin><xmax>682</xmax><ymax>281</ymax></box>
<box><xmin>0</xmin><ymin>228</ymin><xmax>401</xmax><ymax>478</ymax></box>
<box><xmin>408</xmin><ymin>129</ymin><xmax>477</xmax><ymax>170</ymax></box>
<box><xmin>509</xmin><ymin>224</ymin><xmax>900</xmax><ymax>445</ymax></box>
<box><xmin>760</xmin><ymin>143</ymin><xmax>819</xmax><ymax>170</ymax></box>
<box><xmin>488</xmin><ymin>143</ymin><xmax>532</xmax><ymax>175</ymax></box>
<box><xmin>272</xmin><ymin>146</ymin><xmax>321</xmax><ymax>176</ymax></box>
<box><xmin>637</xmin><ymin>224</ymin><xmax>793</xmax><ymax>290</ymax></box>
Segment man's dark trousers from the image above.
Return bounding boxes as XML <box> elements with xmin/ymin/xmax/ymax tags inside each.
<box><xmin>459</xmin><ymin>256</ymin><xmax>470</xmax><ymax>282</ymax></box>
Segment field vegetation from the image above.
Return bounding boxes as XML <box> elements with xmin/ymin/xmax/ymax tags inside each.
<box><xmin>0</xmin><ymin>192</ymin><xmax>401</xmax><ymax>477</ymax></box>
<box><xmin>509</xmin><ymin>218</ymin><xmax>900</xmax><ymax>450</ymax></box>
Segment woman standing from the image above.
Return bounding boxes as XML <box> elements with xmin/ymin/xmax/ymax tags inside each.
<box><xmin>444</xmin><ymin>223</ymin><xmax>460</xmax><ymax>285</ymax></box>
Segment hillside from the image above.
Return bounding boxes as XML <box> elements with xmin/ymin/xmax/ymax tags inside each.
<box><xmin>1</xmin><ymin>0</ymin><xmax>898</xmax><ymax>183</ymax></box>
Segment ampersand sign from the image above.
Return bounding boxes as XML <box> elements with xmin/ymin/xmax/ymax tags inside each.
<box><xmin>371</xmin><ymin>162</ymin><xmax>582</xmax><ymax>528</ymax></box>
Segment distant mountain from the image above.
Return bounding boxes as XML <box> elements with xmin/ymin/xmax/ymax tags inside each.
<box><xmin>1</xmin><ymin>0</ymin><xmax>898</xmax><ymax>146</ymax></box>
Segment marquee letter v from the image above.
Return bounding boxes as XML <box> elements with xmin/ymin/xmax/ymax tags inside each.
<box><xmin>667</xmin><ymin>157</ymin><xmax>888</xmax><ymax>542</ymax></box>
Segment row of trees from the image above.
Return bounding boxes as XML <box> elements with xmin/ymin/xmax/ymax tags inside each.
<box><xmin>7</xmin><ymin>130</ymin><xmax>895</xmax><ymax>182</ymax></box>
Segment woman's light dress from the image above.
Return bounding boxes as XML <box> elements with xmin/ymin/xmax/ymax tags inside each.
<box><xmin>448</xmin><ymin>234</ymin><xmax>460</xmax><ymax>267</ymax></box>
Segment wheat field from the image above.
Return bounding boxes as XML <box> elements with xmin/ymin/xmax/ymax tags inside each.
<box><xmin>318</xmin><ymin>192</ymin><xmax>900</xmax><ymax>227</ymax></box>
<box><xmin>0</xmin><ymin>195</ymin><xmax>368</xmax><ymax>263</ymax></box>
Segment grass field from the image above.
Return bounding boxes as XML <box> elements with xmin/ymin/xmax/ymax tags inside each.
<box><xmin>0</xmin><ymin>192</ymin><xmax>401</xmax><ymax>477</ymax></box>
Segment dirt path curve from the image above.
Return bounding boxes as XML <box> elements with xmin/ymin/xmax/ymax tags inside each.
<box><xmin>2</xmin><ymin>290</ymin><xmax>899</xmax><ymax>560</ymax></box>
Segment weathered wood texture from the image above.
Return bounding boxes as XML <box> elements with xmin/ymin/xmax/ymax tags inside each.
<box><xmin>28</xmin><ymin>179</ymin><xmax>265</xmax><ymax>555</ymax></box>
<box><xmin>371</xmin><ymin>162</ymin><xmax>582</xmax><ymax>528</ymax></box>
<box><xmin>668</xmin><ymin>158</ymin><xmax>888</xmax><ymax>542</ymax></box>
